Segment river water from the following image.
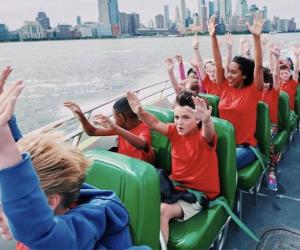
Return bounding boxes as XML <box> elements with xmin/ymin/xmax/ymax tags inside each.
<box><xmin>0</xmin><ymin>33</ymin><xmax>299</xmax><ymax>134</ymax></box>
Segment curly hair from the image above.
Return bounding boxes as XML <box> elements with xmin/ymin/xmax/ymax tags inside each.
<box><xmin>232</xmin><ymin>56</ymin><xmax>255</xmax><ymax>87</ymax></box>
<box><xmin>262</xmin><ymin>67</ymin><xmax>273</xmax><ymax>90</ymax></box>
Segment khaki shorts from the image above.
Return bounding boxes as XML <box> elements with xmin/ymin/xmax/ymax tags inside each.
<box><xmin>175</xmin><ymin>199</ymin><xmax>204</xmax><ymax>222</ymax></box>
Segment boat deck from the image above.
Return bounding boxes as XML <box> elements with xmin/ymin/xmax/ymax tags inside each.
<box><xmin>224</xmin><ymin>133</ymin><xmax>300</xmax><ymax>250</ymax></box>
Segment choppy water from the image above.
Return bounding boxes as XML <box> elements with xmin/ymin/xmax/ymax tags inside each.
<box><xmin>0</xmin><ymin>33</ymin><xmax>299</xmax><ymax>134</ymax></box>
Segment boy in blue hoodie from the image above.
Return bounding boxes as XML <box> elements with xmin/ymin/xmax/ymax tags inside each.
<box><xmin>0</xmin><ymin>80</ymin><xmax>148</xmax><ymax>250</ymax></box>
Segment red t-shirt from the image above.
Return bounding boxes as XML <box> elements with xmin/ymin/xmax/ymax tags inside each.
<box><xmin>203</xmin><ymin>75</ymin><xmax>221</xmax><ymax>97</ymax></box>
<box><xmin>165</xmin><ymin>124</ymin><xmax>220</xmax><ymax>200</ymax></box>
<box><xmin>219</xmin><ymin>80</ymin><xmax>261</xmax><ymax>147</ymax></box>
<box><xmin>109</xmin><ymin>121</ymin><xmax>155</xmax><ymax>164</ymax></box>
<box><xmin>16</xmin><ymin>242</ymin><xmax>30</xmax><ymax>250</ymax></box>
<box><xmin>262</xmin><ymin>88</ymin><xmax>280</xmax><ymax>124</ymax></box>
<box><xmin>279</xmin><ymin>78</ymin><xmax>298</xmax><ymax>111</ymax></box>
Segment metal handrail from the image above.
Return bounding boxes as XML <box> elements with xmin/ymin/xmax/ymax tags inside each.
<box><xmin>25</xmin><ymin>79</ymin><xmax>177</xmax><ymax>145</ymax></box>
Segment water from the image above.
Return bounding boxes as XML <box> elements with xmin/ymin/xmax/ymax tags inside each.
<box><xmin>0</xmin><ymin>33</ymin><xmax>299</xmax><ymax>134</ymax></box>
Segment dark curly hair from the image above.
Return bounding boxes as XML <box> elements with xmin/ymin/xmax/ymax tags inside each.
<box><xmin>232</xmin><ymin>56</ymin><xmax>255</xmax><ymax>87</ymax></box>
<box><xmin>262</xmin><ymin>67</ymin><xmax>273</xmax><ymax>90</ymax></box>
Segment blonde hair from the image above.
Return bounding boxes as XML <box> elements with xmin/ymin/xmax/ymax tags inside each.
<box><xmin>17</xmin><ymin>132</ymin><xmax>92</xmax><ymax>208</ymax></box>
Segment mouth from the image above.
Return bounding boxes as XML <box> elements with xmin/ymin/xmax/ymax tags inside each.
<box><xmin>228</xmin><ymin>79</ymin><xmax>234</xmax><ymax>85</ymax></box>
<box><xmin>177</xmin><ymin>126</ymin><xmax>184</xmax><ymax>133</ymax></box>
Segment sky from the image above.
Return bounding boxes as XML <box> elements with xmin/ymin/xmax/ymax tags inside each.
<box><xmin>0</xmin><ymin>0</ymin><xmax>299</xmax><ymax>30</ymax></box>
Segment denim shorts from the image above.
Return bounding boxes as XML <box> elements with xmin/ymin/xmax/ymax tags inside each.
<box><xmin>236</xmin><ymin>145</ymin><xmax>260</xmax><ymax>170</ymax></box>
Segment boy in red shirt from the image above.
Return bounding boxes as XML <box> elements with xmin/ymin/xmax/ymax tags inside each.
<box><xmin>64</xmin><ymin>97</ymin><xmax>155</xmax><ymax>165</ymax></box>
<box><xmin>126</xmin><ymin>90</ymin><xmax>219</xmax><ymax>243</ymax></box>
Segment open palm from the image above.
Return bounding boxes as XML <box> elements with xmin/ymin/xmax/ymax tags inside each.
<box><xmin>246</xmin><ymin>11</ymin><xmax>265</xmax><ymax>37</ymax></box>
<box><xmin>126</xmin><ymin>91</ymin><xmax>143</xmax><ymax>115</ymax></box>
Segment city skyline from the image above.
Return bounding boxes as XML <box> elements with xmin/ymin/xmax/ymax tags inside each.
<box><xmin>0</xmin><ymin>0</ymin><xmax>299</xmax><ymax>30</ymax></box>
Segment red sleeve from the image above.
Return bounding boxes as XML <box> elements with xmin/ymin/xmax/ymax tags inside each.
<box><xmin>165</xmin><ymin>123</ymin><xmax>177</xmax><ymax>141</ymax></box>
<box><xmin>137</xmin><ymin>124</ymin><xmax>152</xmax><ymax>145</ymax></box>
<box><xmin>250</xmin><ymin>81</ymin><xmax>263</xmax><ymax>101</ymax></box>
<box><xmin>203</xmin><ymin>75</ymin><xmax>211</xmax><ymax>90</ymax></box>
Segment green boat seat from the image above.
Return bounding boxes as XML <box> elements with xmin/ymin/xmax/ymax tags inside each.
<box><xmin>294</xmin><ymin>86</ymin><xmax>300</xmax><ymax>135</ymax></box>
<box><xmin>198</xmin><ymin>93</ymin><xmax>220</xmax><ymax>118</ymax></box>
<box><xmin>143</xmin><ymin>105</ymin><xmax>173</xmax><ymax>174</ymax></box>
<box><xmin>237</xmin><ymin>102</ymin><xmax>270</xmax><ymax>220</ymax></box>
<box><xmin>84</xmin><ymin>149</ymin><xmax>160</xmax><ymax>250</ymax></box>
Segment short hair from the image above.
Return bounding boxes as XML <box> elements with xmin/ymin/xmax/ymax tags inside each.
<box><xmin>17</xmin><ymin>132</ymin><xmax>91</xmax><ymax>208</ymax></box>
<box><xmin>205</xmin><ymin>61</ymin><xmax>213</xmax><ymax>68</ymax></box>
<box><xmin>279</xmin><ymin>64</ymin><xmax>290</xmax><ymax>71</ymax></box>
<box><xmin>187</xmin><ymin>68</ymin><xmax>197</xmax><ymax>77</ymax></box>
<box><xmin>262</xmin><ymin>67</ymin><xmax>273</xmax><ymax>89</ymax></box>
<box><xmin>232</xmin><ymin>56</ymin><xmax>255</xmax><ymax>87</ymax></box>
<box><xmin>113</xmin><ymin>97</ymin><xmax>138</xmax><ymax>119</ymax></box>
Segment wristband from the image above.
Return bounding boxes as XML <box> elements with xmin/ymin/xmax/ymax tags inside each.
<box><xmin>246</xmin><ymin>52</ymin><xmax>251</xmax><ymax>56</ymax></box>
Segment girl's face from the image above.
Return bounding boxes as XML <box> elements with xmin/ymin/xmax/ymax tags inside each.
<box><xmin>263</xmin><ymin>82</ymin><xmax>271</xmax><ymax>92</ymax></box>
<box><xmin>280</xmin><ymin>69</ymin><xmax>291</xmax><ymax>82</ymax></box>
<box><xmin>0</xmin><ymin>205</ymin><xmax>13</xmax><ymax>241</ymax></box>
<box><xmin>208</xmin><ymin>65</ymin><xmax>216</xmax><ymax>82</ymax></box>
<box><xmin>227</xmin><ymin>62</ymin><xmax>245</xmax><ymax>88</ymax></box>
<box><xmin>205</xmin><ymin>63</ymin><xmax>212</xmax><ymax>74</ymax></box>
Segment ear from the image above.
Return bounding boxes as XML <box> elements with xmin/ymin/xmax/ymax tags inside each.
<box><xmin>242</xmin><ymin>75</ymin><xmax>246</xmax><ymax>79</ymax></box>
<box><xmin>47</xmin><ymin>194</ymin><xmax>61</xmax><ymax>210</ymax></box>
<box><xmin>195</xmin><ymin>118</ymin><xmax>201</xmax><ymax>124</ymax></box>
<box><xmin>119</xmin><ymin>114</ymin><xmax>126</xmax><ymax>122</ymax></box>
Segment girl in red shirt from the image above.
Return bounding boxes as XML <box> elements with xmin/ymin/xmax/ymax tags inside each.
<box><xmin>261</xmin><ymin>41</ymin><xmax>282</xmax><ymax>191</ymax></box>
<box><xmin>208</xmin><ymin>12</ymin><xmax>265</xmax><ymax>170</ymax></box>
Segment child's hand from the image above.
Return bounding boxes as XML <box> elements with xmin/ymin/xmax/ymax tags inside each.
<box><xmin>63</xmin><ymin>102</ymin><xmax>84</xmax><ymax>118</ymax></box>
<box><xmin>92</xmin><ymin>114</ymin><xmax>115</xmax><ymax>130</ymax></box>
<box><xmin>165</xmin><ymin>58</ymin><xmax>175</xmax><ymax>72</ymax></box>
<box><xmin>190</xmin><ymin>58</ymin><xmax>198</xmax><ymax>68</ymax></box>
<box><xmin>245</xmin><ymin>11</ymin><xmax>266</xmax><ymax>37</ymax></box>
<box><xmin>217</xmin><ymin>36</ymin><xmax>224</xmax><ymax>48</ymax></box>
<box><xmin>0</xmin><ymin>66</ymin><xmax>13</xmax><ymax>94</ymax></box>
<box><xmin>269</xmin><ymin>41</ymin><xmax>282</xmax><ymax>57</ymax></box>
<box><xmin>224</xmin><ymin>32</ymin><xmax>234</xmax><ymax>47</ymax></box>
<box><xmin>175</xmin><ymin>55</ymin><xmax>183</xmax><ymax>64</ymax></box>
<box><xmin>0</xmin><ymin>80</ymin><xmax>24</xmax><ymax>127</ymax></box>
<box><xmin>242</xmin><ymin>38</ymin><xmax>252</xmax><ymax>54</ymax></box>
<box><xmin>126</xmin><ymin>91</ymin><xmax>143</xmax><ymax>115</ymax></box>
<box><xmin>261</xmin><ymin>34</ymin><xmax>269</xmax><ymax>45</ymax></box>
<box><xmin>192</xmin><ymin>33</ymin><xmax>200</xmax><ymax>49</ymax></box>
<box><xmin>293</xmin><ymin>44</ymin><xmax>300</xmax><ymax>57</ymax></box>
<box><xmin>185</xmin><ymin>96</ymin><xmax>212</xmax><ymax>123</ymax></box>
<box><xmin>207</xmin><ymin>15</ymin><xmax>217</xmax><ymax>37</ymax></box>
<box><xmin>239</xmin><ymin>36</ymin><xmax>247</xmax><ymax>45</ymax></box>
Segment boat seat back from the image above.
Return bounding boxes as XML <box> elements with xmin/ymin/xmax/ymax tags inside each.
<box><xmin>294</xmin><ymin>85</ymin><xmax>300</xmax><ymax>118</ymax></box>
<box><xmin>143</xmin><ymin>105</ymin><xmax>173</xmax><ymax>174</ymax></box>
<box><xmin>198</xmin><ymin>93</ymin><xmax>220</xmax><ymax>117</ymax></box>
<box><xmin>278</xmin><ymin>91</ymin><xmax>290</xmax><ymax>132</ymax></box>
<box><xmin>84</xmin><ymin>149</ymin><xmax>160</xmax><ymax>250</ymax></box>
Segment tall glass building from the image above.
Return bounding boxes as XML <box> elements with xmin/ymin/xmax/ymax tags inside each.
<box><xmin>109</xmin><ymin>0</ymin><xmax>119</xmax><ymax>24</ymax></box>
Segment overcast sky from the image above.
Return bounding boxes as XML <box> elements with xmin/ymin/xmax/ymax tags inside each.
<box><xmin>1</xmin><ymin>0</ymin><xmax>299</xmax><ymax>30</ymax></box>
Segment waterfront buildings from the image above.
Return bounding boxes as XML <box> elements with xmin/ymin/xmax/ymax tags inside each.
<box><xmin>155</xmin><ymin>14</ymin><xmax>164</xmax><ymax>29</ymax></box>
<box><xmin>36</xmin><ymin>11</ymin><xmax>51</xmax><ymax>30</ymax></box>
<box><xmin>164</xmin><ymin>5</ymin><xmax>170</xmax><ymax>29</ymax></box>
<box><xmin>220</xmin><ymin>0</ymin><xmax>232</xmax><ymax>24</ymax></box>
<box><xmin>235</xmin><ymin>0</ymin><xmax>248</xmax><ymax>18</ymax></box>
<box><xmin>0</xmin><ymin>24</ymin><xmax>9</xmax><ymax>41</ymax></box>
<box><xmin>180</xmin><ymin>0</ymin><xmax>186</xmax><ymax>25</ymax></box>
<box><xmin>77</xmin><ymin>16</ymin><xmax>82</xmax><ymax>25</ymax></box>
<box><xmin>206</xmin><ymin>1</ymin><xmax>215</xmax><ymax>18</ymax></box>
<box><xmin>98</xmin><ymin>0</ymin><xmax>110</xmax><ymax>23</ymax></box>
<box><xmin>19</xmin><ymin>21</ymin><xmax>44</xmax><ymax>40</ymax></box>
<box><xmin>175</xmin><ymin>5</ymin><xmax>181</xmax><ymax>24</ymax></box>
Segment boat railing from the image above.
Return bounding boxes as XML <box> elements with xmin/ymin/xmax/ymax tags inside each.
<box><xmin>25</xmin><ymin>79</ymin><xmax>177</xmax><ymax>147</ymax></box>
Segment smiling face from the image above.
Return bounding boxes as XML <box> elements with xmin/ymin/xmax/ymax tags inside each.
<box><xmin>227</xmin><ymin>62</ymin><xmax>245</xmax><ymax>88</ymax></box>
<box><xmin>0</xmin><ymin>204</ymin><xmax>13</xmax><ymax>241</ymax></box>
<box><xmin>280</xmin><ymin>69</ymin><xmax>291</xmax><ymax>82</ymax></box>
<box><xmin>208</xmin><ymin>65</ymin><xmax>216</xmax><ymax>82</ymax></box>
<box><xmin>263</xmin><ymin>82</ymin><xmax>271</xmax><ymax>92</ymax></box>
<box><xmin>205</xmin><ymin>62</ymin><xmax>212</xmax><ymax>74</ymax></box>
<box><xmin>174</xmin><ymin>105</ymin><xmax>199</xmax><ymax>136</ymax></box>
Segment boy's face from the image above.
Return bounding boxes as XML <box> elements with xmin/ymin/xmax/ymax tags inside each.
<box><xmin>280</xmin><ymin>69</ymin><xmax>291</xmax><ymax>82</ymax></box>
<box><xmin>0</xmin><ymin>204</ymin><xmax>13</xmax><ymax>241</ymax></box>
<box><xmin>174</xmin><ymin>106</ymin><xmax>199</xmax><ymax>136</ymax></box>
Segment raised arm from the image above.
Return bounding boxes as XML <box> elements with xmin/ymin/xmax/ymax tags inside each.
<box><xmin>292</xmin><ymin>45</ymin><xmax>300</xmax><ymax>82</ymax></box>
<box><xmin>224</xmin><ymin>32</ymin><xmax>234</xmax><ymax>78</ymax></box>
<box><xmin>246</xmin><ymin>11</ymin><xmax>265</xmax><ymax>91</ymax></box>
<box><xmin>261</xmin><ymin>34</ymin><xmax>269</xmax><ymax>59</ymax></box>
<box><xmin>192</xmin><ymin>34</ymin><xmax>207</xmax><ymax>80</ymax></box>
<box><xmin>239</xmin><ymin>36</ymin><xmax>246</xmax><ymax>56</ymax></box>
<box><xmin>208</xmin><ymin>15</ymin><xmax>225</xmax><ymax>87</ymax></box>
<box><xmin>126</xmin><ymin>91</ymin><xmax>168</xmax><ymax>135</ymax></box>
<box><xmin>0</xmin><ymin>66</ymin><xmax>13</xmax><ymax>95</ymax></box>
<box><xmin>165</xmin><ymin>58</ymin><xmax>180</xmax><ymax>94</ymax></box>
<box><xmin>175</xmin><ymin>55</ymin><xmax>186</xmax><ymax>80</ymax></box>
<box><xmin>242</xmin><ymin>37</ymin><xmax>252</xmax><ymax>60</ymax></box>
<box><xmin>269</xmin><ymin>41</ymin><xmax>282</xmax><ymax>90</ymax></box>
<box><xmin>63</xmin><ymin>102</ymin><xmax>111</xmax><ymax>136</ymax></box>
<box><xmin>268</xmin><ymin>43</ymin><xmax>275</xmax><ymax>74</ymax></box>
<box><xmin>185</xmin><ymin>97</ymin><xmax>214</xmax><ymax>143</ymax></box>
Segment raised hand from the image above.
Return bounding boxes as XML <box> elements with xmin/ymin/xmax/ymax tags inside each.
<box><xmin>224</xmin><ymin>32</ymin><xmax>234</xmax><ymax>47</ymax></box>
<box><xmin>293</xmin><ymin>44</ymin><xmax>300</xmax><ymax>57</ymax></box>
<box><xmin>63</xmin><ymin>101</ymin><xmax>84</xmax><ymax>118</ymax></box>
<box><xmin>190</xmin><ymin>58</ymin><xmax>198</xmax><ymax>68</ymax></box>
<box><xmin>185</xmin><ymin>96</ymin><xmax>212</xmax><ymax>123</ymax></box>
<box><xmin>0</xmin><ymin>80</ymin><xmax>24</xmax><ymax>127</ymax></box>
<box><xmin>207</xmin><ymin>15</ymin><xmax>217</xmax><ymax>37</ymax></box>
<box><xmin>217</xmin><ymin>36</ymin><xmax>224</xmax><ymax>48</ymax></box>
<box><xmin>239</xmin><ymin>36</ymin><xmax>247</xmax><ymax>45</ymax></box>
<box><xmin>261</xmin><ymin>34</ymin><xmax>269</xmax><ymax>45</ymax></box>
<box><xmin>0</xmin><ymin>66</ymin><xmax>13</xmax><ymax>94</ymax></box>
<box><xmin>245</xmin><ymin>11</ymin><xmax>266</xmax><ymax>37</ymax></box>
<box><xmin>165</xmin><ymin>58</ymin><xmax>175</xmax><ymax>72</ymax></box>
<box><xmin>126</xmin><ymin>91</ymin><xmax>143</xmax><ymax>115</ymax></box>
<box><xmin>242</xmin><ymin>38</ymin><xmax>252</xmax><ymax>54</ymax></box>
<box><xmin>92</xmin><ymin>114</ymin><xmax>114</xmax><ymax>130</ymax></box>
<box><xmin>269</xmin><ymin>41</ymin><xmax>282</xmax><ymax>57</ymax></box>
<box><xmin>174</xmin><ymin>55</ymin><xmax>183</xmax><ymax>64</ymax></box>
<box><xmin>192</xmin><ymin>33</ymin><xmax>200</xmax><ymax>49</ymax></box>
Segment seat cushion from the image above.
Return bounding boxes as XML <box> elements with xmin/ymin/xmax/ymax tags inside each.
<box><xmin>168</xmin><ymin>202</ymin><xmax>229</xmax><ymax>250</ymax></box>
<box><xmin>273</xmin><ymin>130</ymin><xmax>288</xmax><ymax>154</ymax></box>
<box><xmin>238</xmin><ymin>160</ymin><xmax>263</xmax><ymax>190</ymax></box>
<box><xmin>290</xmin><ymin>118</ymin><xmax>297</xmax><ymax>133</ymax></box>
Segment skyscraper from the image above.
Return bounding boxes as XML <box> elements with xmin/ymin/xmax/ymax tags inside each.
<box><xmin>236</xmin><ymin>0</ymin><xmax>248</xmax><ymax>18</ymax></box>
<box><xmin>36</xmin><ymin>11</ymin><xmax>50</xmax><ymax>30</ymax></box>
<box><xmin>98</xmin><ymin>0</ymin><xmax>110</xmax><ymax>23</ymax></box>
<box><xmin>77</xmin><ymin>16</ymin><xmax>82</xmax><ymax>25</ymax></box>
<box><xmin>206</xmin><ymin>1</ymin><xmax>215</xmax><ymax>18</ymax></box>
<box><xmin>199</xmin><ymin>0</ymin><xmax>205</xmax><ymax>6</ymax></box>
<box><xmin>109</xmin><ymin>0</ymin><xmax>120</xmax><ymax>36</ymax></box>
<box><xmin>119</xmin><ymin>12</ymin><xmax>128</xmax><ymax>34</ymax></box>
<box><xmin>199</xmin><ymin>5</ymin><xmax>208</xmax><ymax>32</ymax></box>
<box><xmin>180</xmin><ymin>0</ymin><xmax>186</xmax><ymax>25</ymax></box>
<box><xmin>186</xmin><ymin>8</ymin><xmax>191</xmax><ymax>18</ymax></box>
<box><xmin>175</xmin><ymin>5</ymin><xmax>181</xmax><ymax>23</ymax></box>
<box><xmin>164</xmin><ymin>5</ymin><xmax>170</xmax><ymax>29</ymax></box>
<box><xmin>219</xmin><ymin>0</ymin><xmax>232</xmax><ymax>24</ymax></box>
<box><xmin>214</xmin><ymin>0</ymin><xmax>220</xmax><ymax>13</ymax></box>
<box><xmin>262</xmin><ymin>6</ymin><xmax>267</xmax><ymax>19</ymax></box>
<box><xmin>155</xmin><ymin>14</ymin><xmax>164</xmax><ymax>29</ymax></box>
<box><xmin>192</xmin><ymin>13</ymin><xmax>199</xmax><ymax>25</ymax></box>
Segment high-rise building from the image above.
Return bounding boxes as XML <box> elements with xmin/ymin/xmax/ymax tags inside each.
<box><xmin>192</xmin><ymin>13</ymin><xmax>199</xmax><ymax>25</ymax></box>
<box><xmin>262</xmin><ymin>6</ymin><xmax>267</xmax><ymax>19</ymax></box>
<box><xmin>148</xmin><ymin>19</ymin><xmax>155</xmax><ymax>29</ymax></box>
<box><xmin>219</xmin><ymin>0</ymin><xmax>232</xmax><ymax>24</ymax></box>
<box><xmin>77</xmin><ymin>16</ymin><xmax>82</xmax><ymax>25</ymax></box>
<box><xmin>186</xmin><ymin>8</ymin><xmax>191</xmax><ymax>18</ymax></box>
<box><xmin>109</xmin><ymin>0</ymin><xmax>120</xmax><ymax>35</ymax></box>
<box><xmin>206</xmin><ymin>1</ymin><xmax>215</xmax><ymax>18</ymax></box>
<box><xmin>36</xmin><ymin>11</ymin><xmax>50</xmax><ymax>30</ymax></box>
<box><xmin>119</xmin><ymin>12</ymin><xmax>128</xmax><ymax>34</ymax></box>
<box><xmin>199</xmin><ymin>5</ymin><xmax>208</xmax><ymax>32</ymax></box>
<box><xmin>263</xmin><ymin>18</ymin><xmax>272</xmax><ymax>32</ymax></box>
<box><xmin>214</xmin><ymin>0</ymin><xmax>220</xmax><ymax>13</ymax></box>
<box><xmin>0</xmin><ymin>24</ymin><xmax>9</xmax><ymax>41</ymax></box>
<box><xmin>236</xmin><ymin>0</ymin><xmax>248</xmax><ymax>18</ymax></box>
<box><xmin>132</xmin><ymin>13</ymin><xmax>140</xmax><ymax>33</ymax></box>
<box><xmin>20</xmin><ymin>21</ymin><xmax>45</xmax><ymax>40</ymax></box>
<box><xmin>155</xmin><ymin>14</ymin><xmax>164</xmax><ymax>29</ymax></box>
<box><xmin>180</xmin><ymin>0</ymin><xmax>186</xmax><ymax>25</ymax></box>
<box><xmin>199</xmin><ymin>0</ymin><xmax>205</xmax><ymax>6</ymax></box>
<box><xmin>175</xmin><ymin>5</ymin><xmax>181</xmax><ymax>23</ymax></box>
<box><xmin>164</xmin><ymin>5</ymin><xmax>170</xmax><ymax>29</ymax></box>
<box><xmin>98</xmin><ymin>0</ymin><xmax>110</xmax><ymax>23</ymax></box>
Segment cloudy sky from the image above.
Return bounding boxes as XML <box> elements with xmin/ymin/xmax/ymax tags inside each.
<box><xmin>1</xmin><ymin>0</ymin><xmax>299</xmax><ymax>30</ymax></box>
